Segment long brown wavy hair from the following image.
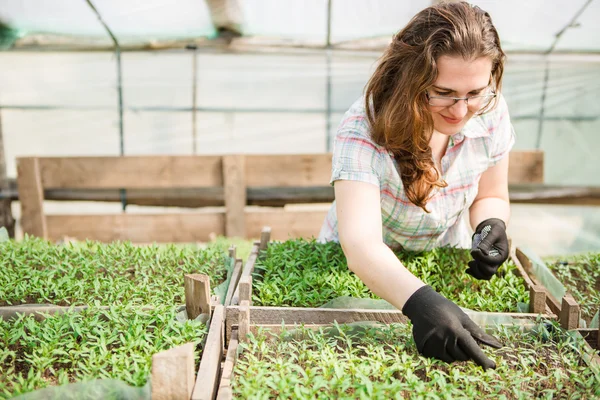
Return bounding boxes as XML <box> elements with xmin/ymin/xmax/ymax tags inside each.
<box><xmin>365</xmin><ymin>1</ymin><xmax>505</xmax><ymax>212</ymax></box>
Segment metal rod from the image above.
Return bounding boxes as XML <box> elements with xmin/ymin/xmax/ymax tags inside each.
<box><xmin>325</xmin><ymin>0</ymin><xmax>333</xmax><ymax>152</ymax></box>
<box><xmin>535</xmin><ymin>0</ymin><xmax>594</xmax><ymax>150</ymax></box>
<box><xmin>192</xmin><ymin>47</ymin><xmax>198</xmax><ymax>155</ymax></box>
<box><xmin>0</xmin><ymin>104</ymin><xmax>597</xmax><ymax>122</ymax></box>
<box><xmin>85</xmin><ymin>0</ymin><xmax>127</xmax><ymax>211</ymax></box>
<box><xmin>326</xmin><ymin>0</ymin><xmax>332</xmax><ymax>48</ymax></box>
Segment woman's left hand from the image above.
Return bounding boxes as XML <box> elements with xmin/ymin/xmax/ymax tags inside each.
<box><xmin>467</xmin><ymin>218</ymin><xmax>509</xmax><ymax>280</ymax></box>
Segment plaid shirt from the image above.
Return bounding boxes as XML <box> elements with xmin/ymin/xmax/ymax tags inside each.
<box><xmin>318</xmin><ymin>94</ymin><xmax>515</xmax><ymax>251</ymax></box>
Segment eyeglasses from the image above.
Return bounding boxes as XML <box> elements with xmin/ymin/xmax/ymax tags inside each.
<box><xmin>426</xmin><ymin>91</ymin><xmax>496</xmax><ymax>111</ymax></box>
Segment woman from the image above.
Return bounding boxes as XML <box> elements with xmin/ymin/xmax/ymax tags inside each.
<box><xmin>319</xmin><ymin>2</ymin><xmax>513</xmax><ymax>370</ymax></box>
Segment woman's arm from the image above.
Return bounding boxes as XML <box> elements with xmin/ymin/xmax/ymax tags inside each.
<box><xmin>335</xmin><ymin>180</ymin><xmax>425</xmax><ymax>308</ymax></box>
<box><xmin>335</xmin><ymin>179</ymin><xmax>501</xmax><ymax>369</ymax></box>
<box><xmin>469</xmin><ymin>154</ymin><xmax>510</xmax><ymax>229</ymax></box>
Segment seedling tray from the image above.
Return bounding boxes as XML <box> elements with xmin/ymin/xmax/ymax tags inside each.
<box><xmin>232</xmin><ymin>227</ymin><xmax>557</xmax><ymax>318</ymax></box>
<box><xmin>0</xmin><ymin>237</ymin><xmax>237</xmax><ymax>309</ymax></box>
<box><xmin>514</xmin><ymin>248</ymin><xmax>599</xmax><ymax>330</ymax></box>
<box><xmin>545</xmin><ymin>252</ymin><xmax>599</xmax><ymax>327</ymax></box>
<box><xmin>0</xmin><ymin>237</ymin><xmax>241</xmax><ymax>400</ymax></box>
<box><xmin>217</xmin><ymin>311</ymin><xmax>600</xmax><ymax>399</ymax></box>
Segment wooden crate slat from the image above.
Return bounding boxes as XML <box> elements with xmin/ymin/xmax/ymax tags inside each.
<box><xmin>216</xmin><ymin>330</ymin><xmax>239</xmax><ymax>400</ymax></box>
<box><xmin>191</xmin><ymin>304</ymin><xmax>225</xmax><ymax>400</ymax></box>
<box><xmin>513</xmin><ymin>247</ymin><xmax>562</xmax><ymax>316</ymax></box>
<box><xmin>16</xmin><ymin>157</ymin><xmax>47</xmax><ymax>238</ymax></box>
<box><xmin>231</xmin><ymin>243</ymin><xmax>259</xmax><ymax>306</ymax></box>
<box><xmin>224</xmin><ymin>259</ymin><xmax>244</xmax><ymax>307</ymax></box>
<box><xmin>38</xmin><ymin>156</ymin><xmax>223</xmax><ymax>189</ymax></box>
<box><xmin>245</xmin><ymin>154</ymin><xmax>332</xmax><ymax>187</ymax></box>
<box><xmin>507</xmin><ymin>150</ymin><xmax>543</xmax><ymax>184</ymax></box>
<box><xmin>151</xmin><ymin>343</ymin><xmax>195</xmax><ymax>400</ymax></box>
<box><xmin>46</xmin><ymin>213</ymin><xmax>224</xmax><ymax>243</ymax></box>
<box><xmin>223</xmin><ymin>155</ymin><xmax>246</xmax><ymax>237</ymax></box>
<box><xmin>245</xmin><ymin>209</ymin><xmax>328</xmax><ymax>240</ymax></box>
<box><xmin>0</xmin><ymin>305</ymin><xmax>155</xmax><ymax>321</ymax></box>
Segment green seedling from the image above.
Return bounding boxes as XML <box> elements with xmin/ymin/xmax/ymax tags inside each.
<box><xmin>0</xmin><ymin>236</ymin><xmax>229</xmax><ymax>307</ymax></box>
<box><xmin>232</xmin><ymin>321</ymin><xmax>600</xmax><ymax>399</ymax></box>
<box><xmin>252</xmin><ymin>239</ymin><xmax>529</xmax><ymax>312</ymax></box>
<box><xmin>0</xmin><ymin>304</ymin><xmax>206</xmax><ymax>399</ymax></box>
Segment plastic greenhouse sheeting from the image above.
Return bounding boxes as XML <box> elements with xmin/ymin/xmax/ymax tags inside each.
<box><xmin>0</xmin><ymin>50</ymin><xmax>598</xmax><ymax>186</ymax></box>
<box><xmin>1</xmin><ymin>0</ymin><xmax>600</xmax><ymax>51</ymax></box>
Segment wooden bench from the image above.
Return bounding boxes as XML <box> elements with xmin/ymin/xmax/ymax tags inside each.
<box><xmin>16</xmin><ymin>151</ymin><xmax>543</xmax><ymax>242</ymax></box>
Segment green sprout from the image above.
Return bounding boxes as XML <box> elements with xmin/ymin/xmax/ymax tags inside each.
<box><xmin>232</xmin><ymin>322</ymin><xmax>600</xmax><ymax>399</ymax></box>
<box><xmin>252</xmin><ymin>239</ymin><xmax>529</xmax><ymax>312</ymax></box>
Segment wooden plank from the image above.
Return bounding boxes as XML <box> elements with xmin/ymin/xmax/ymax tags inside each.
<box><xmin>0</xmin><ymin>112</ymin><xmax>15</xmax><ymax>238</ymax></box>
<box><xmin>223</xmin><ymin>155</ymin><xmax>246</xmax><ymax>238</ymax></box>
<box><xmin>151</xmin><ymin>343</ymin><xmax>195</xmax><ymax>400</ymax></box>
<box><xmin>228</xmin><ymin>246</ymin><xmax>236</xmax><ymax>260</ymax></box>
<box><xmin>239</xmin><ymin>300</ymin><xmax>250</xmax><ymax>342</ymax></box>
<box><xmin>507</xmin><ymin>150</ymin><xmax>543</xmax><ymax>184</ymax></box>
<box><xmin>245</xmin><ymin>209</ymin><xmax>328</xmax><ymax>240</ymax></box>
<box><xmin>529</xmin><ymin>285</ymin><xmax>547</xmax><ymax>314</ymax></box>
<box><xmin>8</xmin><ymin>180</ymin><xmax>600</xmax><ymax>207</ymax></box>
<box><xmin>259</xmin><ymin>226</ymin><xmax>271</xmax><ymax>252</ymax></box>
<box><xmin>38</xmin><ymin>156</ymin><xmax>223</xmax><ymax>189</ymax></box>
<box><xmin>514</xmin><ymin>247</ymin><xmax>561</xmax><ymax>315</ymax></box>
<box><xmin>45</xmin><ymin>213</ymin><xmax>224</xmax><ymax>243</ymax></box>
<box><xmin>185</xmin><ymin>274</ymin><xmax>212</xmax><ymax>320</ymax></box>
<box><xmin>224</xmin><ymin>259</ymin><xmax>243</xmax><ymax>307</ymax></box>
<box><xmin>16</xmin><ymin>157</ymin><xmax>47</xmax><ymax>239</ymax></box>
<box><xmin>216</xmin><ymin>330</ymin><xmax>239</xmax><ymax>400</ymax></box>
<box><xmin>231</xmin><ymin>243</ymin><xmax>259</xmax><ymax>306</ymax></box>
<box><xmin>0</xmin><ymin>305</ymin><xmax>154</xmax><ymax>321</ymax></box>
<box><xmin>191</xmin><ymin>304</ymin><xmax>225</xmax><ymax>400</ymax></box>
<box><xmin>245</xmin><ymin>154</ymin><xmax>332</xmax><ymax>187</ymax></box>
<box><xmin>10</xmin><ymin>183</ymin><xmax>600</xmax><ymax>207</ymax></box>
<box><xmin>239</xmin><ymin>276</ymin><xmax>252</xmax><ymax>305</ymax></box>
<box><xmin>560</xmin><ymin>295</ymin><xmax>580</xmax><ymax>330</ymax></box>
<box><xmin>576</xmin><ymin>328</ymin><xmax>599</xmax><ymax>351</ymax></box>
<box><xmin>244</xmin><ymin>152</ymin><xmax>540</xmax><ymax>187</ymax></box>
<box><xmin>225</xmin><ymin>306</ymin><xmax>410</xmax><ymax>340</ymax></box>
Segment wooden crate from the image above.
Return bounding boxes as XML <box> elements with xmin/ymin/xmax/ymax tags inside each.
<box><xmin>16</xmin><ymin>151</ymin><xmax>543</xmax><ymax>243</ymax></box>
<box><xmin>228</xmin><ymin>227</ymin><xmax>558</xmax><ymax>332</ymax></box>
<box><xmin>0</xmin><ymin>270</ymin><xmax>233</xmax><ymax>400</ymax></box>
<box><xmin>216</xmin><ymin>303</ymin><xmax>599</xmax><ymax>399</ymax></box>
<box><xmin>513</xmin><ymin>247</ymin><xmax>599</xmax><ymax>330</ymax></box>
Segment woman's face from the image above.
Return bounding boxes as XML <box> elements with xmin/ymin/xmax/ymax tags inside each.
<box><xmin>428</xmin><ymin>55</ymin><xmax>493</xmax><ymax>136</ymax></box>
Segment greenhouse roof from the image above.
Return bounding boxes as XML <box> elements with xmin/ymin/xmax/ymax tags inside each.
<box><xmin>0</xmin><ymin>0</ymin><xmax>598</xmax><ymax>53</ymax></box>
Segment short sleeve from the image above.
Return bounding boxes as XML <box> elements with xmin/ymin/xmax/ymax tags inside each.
<box><xmin>330</xmin><ymin>127</ymin><xmax>387</xmax><ymax>187</ymax></box>
<box><xmin>488</xmin><ymin>94</ymin><xmax>516</xmax><ymax>167</ymax></box>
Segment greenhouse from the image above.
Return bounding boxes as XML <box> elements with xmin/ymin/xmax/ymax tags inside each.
<box><xmin>0</xmin><ymin>0</ymin><xmax>599</xmax><ymax>399</ymax></box>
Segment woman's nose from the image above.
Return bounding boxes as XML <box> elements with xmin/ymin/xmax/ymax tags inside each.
<box><xmin>448</xmin><ymin>99</ymin><xmax>468</xmax><ymax>119</ymax></box>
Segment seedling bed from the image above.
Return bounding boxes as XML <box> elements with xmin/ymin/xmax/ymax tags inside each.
<box><xmin>218</xmin><ymin>319</ymin><xmax>600</xmax><ymax>399</ymax></box>
<box><xmin>544</xmin><ymin>252</ymin><xmax>600</xmax><ymax>327</ymax></box>
<box><xmin>233</xmin><ymin>228</ymin><xmax>555</xmax><ymax>317</ymax></box>
<box><xmin>0</xmin><ymin>304</ymin><xmax>207</xmax><ymax>399</ymax></box>
<box><xmin>515</xmin><ymin>248</ymin><xmax>598</xmax><ymax>330</ymax></box>
<box><xmin>0</xmin><ymin>237</ymin><xmax>239</xmax><ymax>315</ymax></box>
<box><xmin>0</xmin><ymin>236</ymin><xmax>240</xmax><ymax>400</ymax></box>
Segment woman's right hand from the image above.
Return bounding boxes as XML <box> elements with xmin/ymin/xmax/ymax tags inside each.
<box><xmin>402</xmin><ymin>285</ymin><xmax>502</xmax><ymax>370</ymax></box>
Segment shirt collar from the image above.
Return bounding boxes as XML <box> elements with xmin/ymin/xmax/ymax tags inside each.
<box><xmin>451</xmin><ymin>115</ymin><xmax>490</xmax><ymax>145</ymax></box>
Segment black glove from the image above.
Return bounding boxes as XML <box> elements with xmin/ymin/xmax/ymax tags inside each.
<box><xmin>402</xmin><ymin>285</ymin><xmax>502</xmax><ymax>370</ymax></box>
<box><xmin>467</xmin><ymin>218</ymin><xmax>509</xmax><ymax>280</ymax></box>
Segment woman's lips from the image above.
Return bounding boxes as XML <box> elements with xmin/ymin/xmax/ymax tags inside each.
<box><xmin>442</xmin><ymin>115</ymin><xmax>462</xmax><ymax>124</ymax></box>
